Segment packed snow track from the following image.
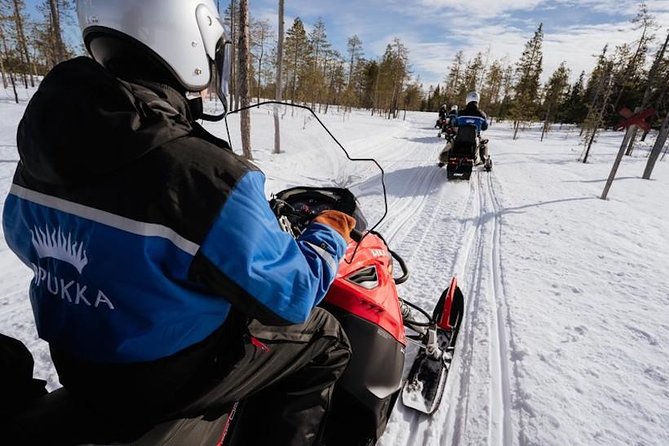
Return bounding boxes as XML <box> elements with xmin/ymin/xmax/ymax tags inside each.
<box><xmin>365</xmin><ymin>117</ymin><xmax>520</xmax><ymax>446</ymax></box>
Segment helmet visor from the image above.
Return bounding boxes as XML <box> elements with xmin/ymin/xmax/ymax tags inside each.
<box><xmin>214</xmin><ymin>38</ymin><xmax>232</xmax><ymax>113</ymax></box>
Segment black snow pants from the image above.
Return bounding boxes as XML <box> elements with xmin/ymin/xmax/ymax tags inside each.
<box><xmin>15</xmin><ymin>307</ymin><xmax>352</xmax><ymax>446</ymax></box>
<box><xmin>174</xmin><ymin>307</ymin><xmax>352</xmax><ymax>445</ymax></box>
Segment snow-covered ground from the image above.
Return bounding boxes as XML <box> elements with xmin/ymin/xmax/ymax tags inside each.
<box><xmin>2</xmin><ymin>88</ymin><xmax>668</xmax><ymax>445</ymax></box>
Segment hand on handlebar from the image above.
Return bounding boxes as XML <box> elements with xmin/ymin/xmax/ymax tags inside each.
<box><xmin>313</xmin><ymin>210</ymin><xmax>357</xmax><ymax>244</ymax></box>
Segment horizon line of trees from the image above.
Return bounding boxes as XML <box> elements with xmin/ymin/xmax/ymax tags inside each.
<box><xmin>2</xmin><ymin>1</ymin><xmax>668</xmax><ymax>142</ymax></box>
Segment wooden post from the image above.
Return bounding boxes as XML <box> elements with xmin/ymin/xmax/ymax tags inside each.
<box><xmin>642</xmin><ymin>112</ymin><xmax>669</xmax><ymax>180</ymax></box>
<box><xmin>601</xmin><ymin>129</ymin><xmax>633</xmax><ymax>200</ymax></box>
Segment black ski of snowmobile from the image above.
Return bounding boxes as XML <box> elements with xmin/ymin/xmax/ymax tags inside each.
<box><xmin>401</xmin><ymin>277</ymin><xmax>464</xmax><ymax>414</ymax></box>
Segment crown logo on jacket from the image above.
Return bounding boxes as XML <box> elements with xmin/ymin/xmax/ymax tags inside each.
<box><xmin>31</xmin><ymin>226</ymin><xmax>89</xmax><ymax>274</ymax></box>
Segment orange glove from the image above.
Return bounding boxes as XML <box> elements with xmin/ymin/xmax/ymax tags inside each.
<box><xmin>313</xmin><ymin>210</ymin><xmax>356</xmax><ymax>244</ymax></box>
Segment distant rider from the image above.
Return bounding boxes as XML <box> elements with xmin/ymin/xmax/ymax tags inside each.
<box><xmin>436</xmin><ymin>104</ymin><xmax>448</xmax><ymax>128</ymax></box>
<box><xmin>442</xmin><ymin>104</ymin><xmax>459</xmax><ymax>140</ymax></box>
<box><xmin>454</xmin><ymin>91</ymin><xmax>489</xmax><ymax>165</ymax></box>
<box><xmin>438</xmin><ymin>92</ymin><xmax>489</xmax><ymax>166</ymax></box>
<box><xmin>447</xmin><ymin>105</ymin><xmax>458</xmax><ymax>128</ymax></box>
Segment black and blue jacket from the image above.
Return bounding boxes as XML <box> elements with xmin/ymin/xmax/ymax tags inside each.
<box><xmin>2</xmin><ymin>57</ymin><xmax>347</xmax><ymax>369</ymax></box>
<box><xmin>455</xmin><ymin>103</ymin><xmax>488</xmax><ymax>134</ymax></box>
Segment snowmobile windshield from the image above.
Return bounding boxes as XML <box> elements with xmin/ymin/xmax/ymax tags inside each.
<box><xmin>206</xmin><ymin>101</ymin><xmax>388</xmax><ymax>249</ymax></box>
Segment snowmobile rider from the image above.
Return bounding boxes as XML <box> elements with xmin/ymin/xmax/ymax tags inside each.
<box><xmin>455</xmin><ymin>91</ymin><xmax>489</xmax><ymax>164</ymax></box>
<box><xmin>441</xmin><ymin>104</ymin><xmax>459</xmax><ymax>139</ymax></box>
<box><xmin>436</xmin><ymin>103</ymin><xmax>448</xmax><ymax>127</ymax></box>
<box><xmin>447</xmin><ymin>105</ymin><xmax>459</xmax><ymax>128</ymax></box>
<box><xmin>2</xmin><ymin>1</ymin><xmax>354</xmax><ymax>445</ymax></box>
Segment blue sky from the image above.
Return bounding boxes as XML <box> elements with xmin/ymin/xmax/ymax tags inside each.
<box><xmin>27</xmin><ymin>0</ymin><xmax>669</xmax><ymax>89</ymax></box>
<box><xmin>250</xmin><ymin>0</ymin><xmax>669</xmax><ymax>87</ymax></box>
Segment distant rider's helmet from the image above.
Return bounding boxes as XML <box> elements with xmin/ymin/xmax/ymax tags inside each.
<box><xmin>76</xmin><ymin>0</ymin><xmax>231</xmax><ymax>113</ymax></box>
<box><xmin>451</xmin><ymin>105</ymin><xmax>458</xmax><ymax>112</ymax></box>
<box><xmin>465</xmin><ymin>91</ymin><xmax>480</xmax><ymax>105</ymax></box>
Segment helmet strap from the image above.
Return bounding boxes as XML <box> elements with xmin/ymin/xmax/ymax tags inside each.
<box><xmin>187</xmin><ymin>96</ymin><xmax>204</xmax><ymax>121</ymax></box>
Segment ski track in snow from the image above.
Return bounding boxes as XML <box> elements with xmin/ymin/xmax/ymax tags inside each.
<box><xmin>374</xmin><ymin>117</ymin><xmax>523</xmax><ymax>446</ymax></box>
<box><xmin>483</xmin><ymin>171</ymin><xmax>515</xmax><ymax>446</ymax></box>
<box><xmin>370</xmin><ymin>113</ymin><xmax>536</xmax><ymax>446</ymax></box>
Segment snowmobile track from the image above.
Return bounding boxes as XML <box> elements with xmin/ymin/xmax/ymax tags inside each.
<box><xmin>483</xmin><ymin>171</ymin><xmax>514</xmax><ymax>446</ymax></box>
<box><xmin>437</xmin><ymin>169</ymin><xmax>518</xmax><ymax>446</ymax></box>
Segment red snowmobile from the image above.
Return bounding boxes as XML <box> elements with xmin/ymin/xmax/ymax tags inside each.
<box><xmin>5</xmin><ymin>103</ymin><xmax>465</xmax><ymax>446</ymax></box>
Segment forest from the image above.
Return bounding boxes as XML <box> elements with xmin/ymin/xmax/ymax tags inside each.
<box><xmin>1</xmin><ymin>1</ymin><xmax>668</xmax><ymax>157</ymax></box>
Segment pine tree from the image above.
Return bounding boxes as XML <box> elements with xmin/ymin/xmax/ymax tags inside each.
<box><xmin>581</xmin><ymin>45</ymin><xmax>616</xmax><ymax>163</ymax></box>
<box><xmin>250</xmin><ymin>18</ymin><xmax>273</xmax><ymax>103</ymax></box>
<box><xmin>346</xmin><ymin>35</ymin><xmax>363</xmax><ymax>85</ymax></box>
<box><xmin>511</xmin><ymin>23</ymin><xmax>544</xmax><ymax>139</ymax></box>
<box><xmin>444</xmin><ymin>50</ymin><xmax>464</xmax><ymax>104</ymax></box>
<box><xmin>283</xmin><ymin>17</ymin><xmax>309</xmax><ymax>104</ymax></box>
<box><xmin>343</xmin><ymin>34</ymin><xmax>363</xmax><ymax>111</ymax></box>
<box><xmin>540</xmin><ymin>62</ymin><xmax>570</xmax><ymax>140</ymax></box>
<box><xmin>377</xmin><ymin>38</ymin><xmax>408</xmax><ymax>119</ymax></box>
<box><xmin>306</xmin><ymin>18</ymin><xmax>330</xmax><ymax>109</ymax></box>
<box><xmin>457</xmin><ymin>52</ymin><xmax>484</xmax><ymax>104</ymax></box>
<box><xmin>480</xmin><ymin>60</ymin><xmax>504</xmax><ymax>114</ymax></box>
<box><xmin>561</xmin><ymin>71</ymin><xmax>588</xmax><ymax>124</ymax></box>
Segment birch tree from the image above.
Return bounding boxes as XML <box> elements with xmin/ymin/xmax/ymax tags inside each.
<box><xmin>273</xmin><ymin>0</ymin><xmax>283</xmax><ymax>154</ymax></box>
<box><xmin>238</xmin><ymin>0</ymin><xmax>252</xmax><ymax>159</ymax></box>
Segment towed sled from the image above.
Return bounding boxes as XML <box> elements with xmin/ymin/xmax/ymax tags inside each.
<box><xmin>5</xmin><ymin>103</ymin><xmax>465</xmax><ymax>446</ymax></box>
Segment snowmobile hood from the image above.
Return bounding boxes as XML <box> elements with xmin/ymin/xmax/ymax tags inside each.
<box><xmin>17</xmin><ymin>57</ymin><xmax>194</xmax><ymax>186</ymax></box>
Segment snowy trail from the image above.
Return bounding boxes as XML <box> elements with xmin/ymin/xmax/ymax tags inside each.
<box><xmin>6</xmin><ymin>100</ymin><xmax>667</xmax><ymax>445</ymax></box>
<box><xmin>371</xmin><ymin>116</ymin><xmax>522</xmax><ymax>446</ymax></box>
<box><xmin>481</xmin><ymin>171</ymin><xmax>514</xmax><ymax>446</ymax></box>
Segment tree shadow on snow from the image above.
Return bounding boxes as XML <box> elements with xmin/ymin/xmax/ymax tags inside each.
<box><xmin>397</xmin><ymin>135</ymin><xmax>445</xmax><ymax>144</ymax></box>
<box><xmin>451</xmin><ymin>196</ymin><xmax>599</xmax><ymax>227</ymax></box>
<box><xmin>562</xmin><ymin>176</ymin><xmax>639</xmax><ymax>184</ymax></box>
<box><xmin>354</xmin><ymin>165</ymin><xmax>447</xmax><ymax>199</ymax></box>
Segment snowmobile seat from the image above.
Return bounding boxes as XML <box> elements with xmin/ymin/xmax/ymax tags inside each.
<box><xmin>451</xmin><ymin>125</ymin><xmax>478</xmax><ymax>159</ymax></box>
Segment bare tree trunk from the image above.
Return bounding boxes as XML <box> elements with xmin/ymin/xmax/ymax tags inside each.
<box><xmin>541</xmin><ymin>102</ymin><xmax>552</xmax><ymax>142</ymax></box>
<box><xmin>49</xmin><ymin>0</ymin><xmax>66</xmax><ymax>64</ymax></box>
<box><xmin>0</xmin><ymin>25</ymin><xmax>18</xmax><ymax>102</ymax></box>
<box><xmin>256</xmin><ymin>43</ymin><xmax>263</xmax><ymax>103</ymax></box>
<box><xmin>9</xmin><ymin>71</ymin><xmax>18</xmax><ymax>103</ymax></box>
<box><xmin>273</xmin><ymin>0</ymin><xmax>284</xmax><ymax>154</ymax></box>
<box><xmin>624</xmin><ymin>124</ymin><xmax>639</xmax><ymax>156</ymax></box>
<box><xmin>0</xmin><ymin>23</ymin><xmax>7</xmax><ymax>88</ymax></box>
<box><xmin>372</xmin><ymin>66</ymin><xmax>380</xmax><ymax>116</ymax></box>
<box><xmin>583</xmin><ymin>72</ymin><xmax>615</xmax><ymax>163</ymax></box>
<box><xmin>229</xmin><ymin>0</ymin><xmax>237</xmax><ymax>110</ymax></box>
<box><xmin>0</xmin><ymin>60</ymin><xmax>6</xmax><ymax>88</ymax></box>
<box><xmin>642</xmin><ymin>112</ymin><xmax>669</xmax><ymax>179</ymax></box>
<box><xmin>237</xmin><ymin>0</ymin><xmax>252</xmax><ymax>159</ymax></box>
<box><xmin>12</xmin><ymin>0</ymin><xmax>34</xmax><ymax>87</ymax></box>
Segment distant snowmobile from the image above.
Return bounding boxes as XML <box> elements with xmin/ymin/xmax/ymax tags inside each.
<box><xmin>438</xmin><ymin>125</ymin><xmax>492</xmax><ymax>180</ymax></box>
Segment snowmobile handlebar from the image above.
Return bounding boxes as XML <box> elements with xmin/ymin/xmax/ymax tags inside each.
<box><xmin>390</xmin><ymin>249</ymin><xmax>409</xmax><ymax>284</ymax></box>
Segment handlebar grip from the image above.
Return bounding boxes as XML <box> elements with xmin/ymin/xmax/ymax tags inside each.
<box><xmin>350</xmin><ymin>229</ymin><xmax>363</xmax><ymax>243</ymax></box>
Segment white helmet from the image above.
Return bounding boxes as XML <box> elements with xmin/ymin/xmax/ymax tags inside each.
<box><xmin>76</xmin><ymin>0</ymin><xmax>231</xmax><ymax>111</ymax></box>
<box><xmin>466</xmin><ymin>91</ymin><xmax>480</xmax><ymax>105</ymax></box>
<box><xmin>451</xmin><ymin>105</ymin><xmax>458</xmax><ymax>112</ymax></box>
